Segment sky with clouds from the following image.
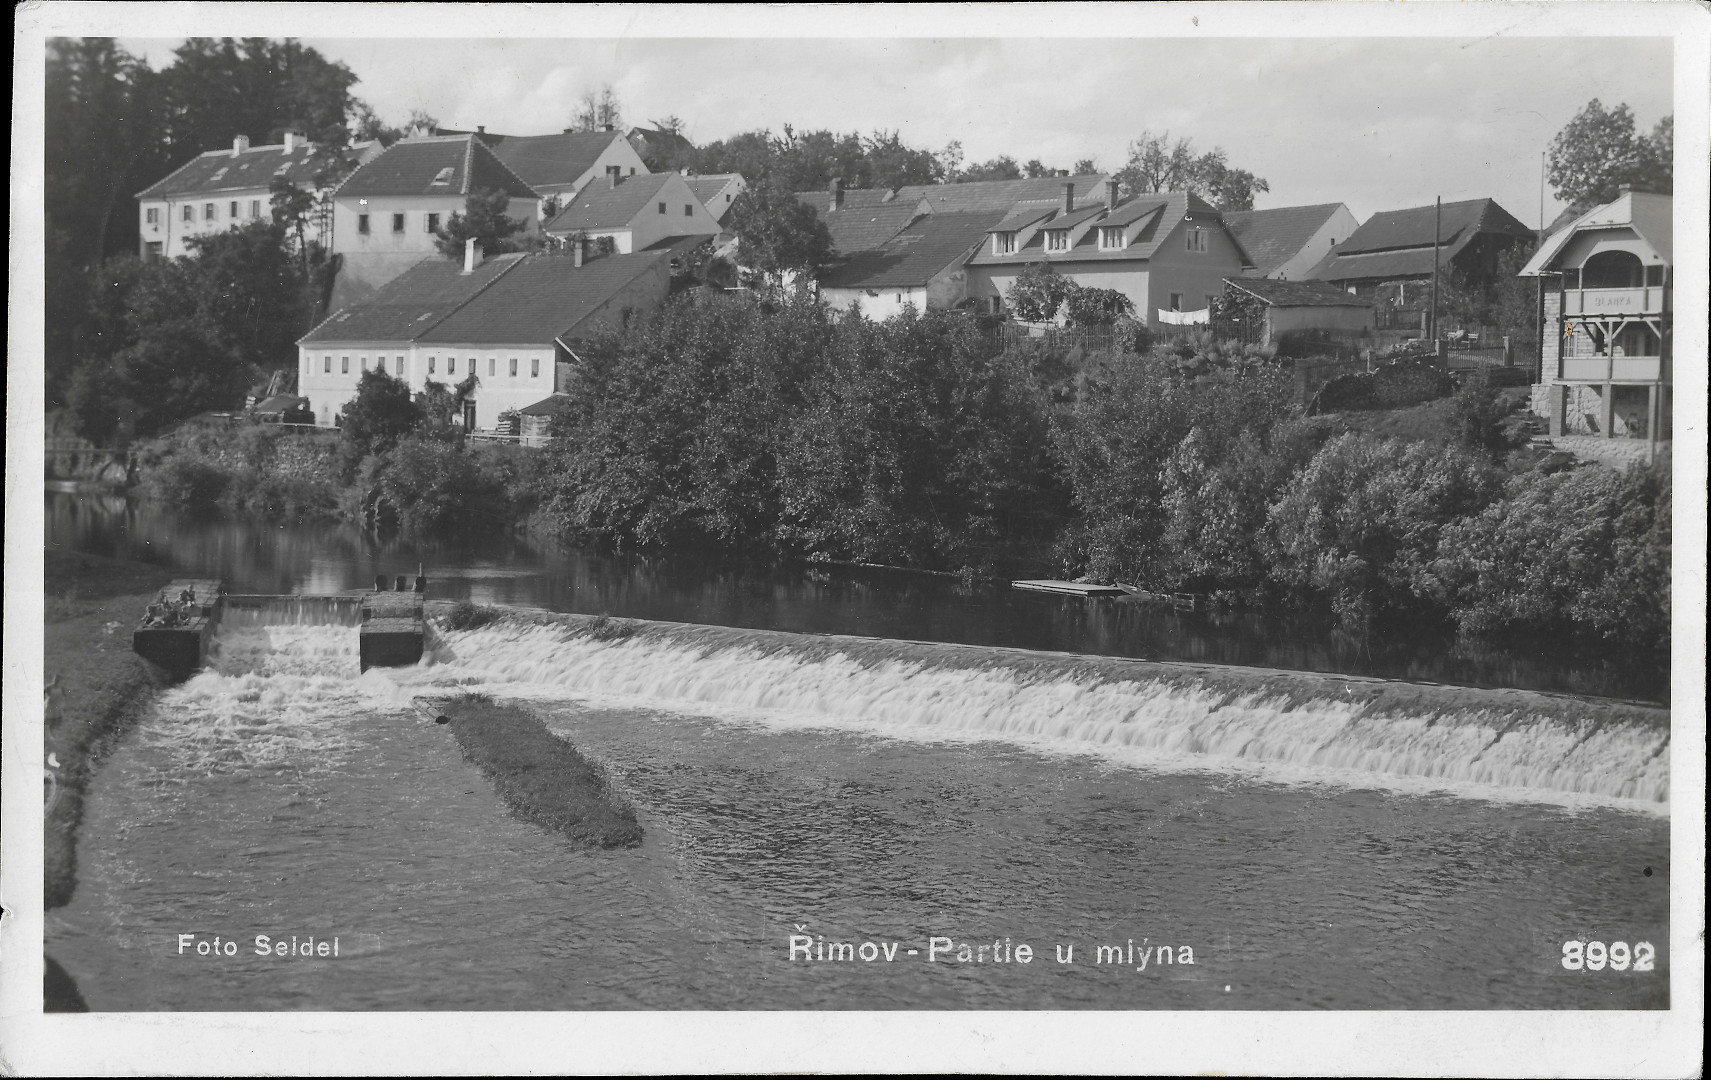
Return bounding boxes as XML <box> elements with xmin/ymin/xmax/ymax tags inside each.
<box><xmin>91</xmin><ymin>5</ymin><xmax>1679</xmax><ymax>226</ymax></box>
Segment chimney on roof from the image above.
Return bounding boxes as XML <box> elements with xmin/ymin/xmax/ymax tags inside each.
<box><xmin>463</xmin><ymin>238</ymin><xmax>482</xmax><ymax>275</ymax></box>
<box><xmin>830</xmin><ymin>177</ymin><xmax>844</xmax><ymax>212</ymax></box>
<box><xmin>602</xmin><ymin>122</ymin><xmax>615</xmax><ymax>133</ymax></box>
<box><xmin>1106</xmin><ymin>178</ymin><xmax>1119</xmax><ymax>211</ymax></box>
<box><xmin>573</xmin><ymin>234</ymin><xmax>588</xmax><ymax>268</ymax></box>
<box><xmin>607</xmin><ymin>164</ymin><xmax>622</xmax><ymax>189</ymax></box>
<box><xmin>232</xmin><ymin>135</ymin><xmax>250</xmax><ymax>157</ymax></box>
<box><xmin>1063</xmin><ymin>181</ymin><xmax>1075</xmax><ymax>214</ymax></box>
<box><xmin>283</xmin><ymin>131</ymin><xmax>300</xmax><ymax>153</ymax></box>
<box><xmin>477</xmin><ymin>125</ymin><xmax>485</xmax><ymax>135</ymax></box>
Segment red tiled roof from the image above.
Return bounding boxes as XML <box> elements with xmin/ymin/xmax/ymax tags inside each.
<box><xmin>335</xmin><ymin>135</ymin><xmax>539</xmax><ymax>199</ymax></box>
<box><xmin>1224</xmin><ymin>203</ymin><xmax>1346</xmax><ymax>276</ymax></box>
<box><xmin>819</xmin><ymin>211</ymin><xmax>1007</xmax><ymax>290</ymax></box>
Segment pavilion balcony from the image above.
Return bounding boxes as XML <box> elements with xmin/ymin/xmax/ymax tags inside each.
<box><xmin>1561</xmin><ymin>286</ymin><xmax>1669</xmax><ymax>317</ymax></box>
<box><xmin>1560</xmin><ymin>355</ymin><xmax>1670</xmax><ymax>384</ymax></box>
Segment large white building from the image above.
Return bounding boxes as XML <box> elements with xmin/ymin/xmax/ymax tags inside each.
<box><xmin>134</xmin><ymin>133</ymin><xmax>379</xmax><ymax>261</ymax></box>
<box><xmin>328</xmin><ymin>134</ymin><xmax>543</xmax><ymax>306</ymax></box>
<box><xmin>297</xmin><ymin>239</ymin><xmax>688</xmax><ymax>431</ymax></box>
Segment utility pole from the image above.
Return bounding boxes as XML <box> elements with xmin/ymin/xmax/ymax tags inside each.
<box><xmin>1537</xmin><ymin>151</ymin><xmax>1546</xmax><ymax>383</ymax></box>
<box><xmin>1429</xmin><ymin>196</ymin><xmax>1442</xmax><ymax>344</ymax></box>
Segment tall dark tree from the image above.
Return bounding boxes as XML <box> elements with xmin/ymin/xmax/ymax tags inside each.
<box><xmin>957</xmin><ymin>155</ymin><xmax>1023</xmax><ymax>182</ymax></box>
<box><xmin>1117</xmin><ymin>130</ymin><xmax>1270</xmax><ymax>210</ymax></box>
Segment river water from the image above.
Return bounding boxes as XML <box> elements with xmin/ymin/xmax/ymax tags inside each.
<box><xmin>47</xmin><ymin>593</ymin><xmax>1670</xmax><ymax>1010</ymax></box>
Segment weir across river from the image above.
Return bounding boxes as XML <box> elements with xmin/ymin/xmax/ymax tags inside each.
<box><xmin>132</xmin><ymin>577</ymin><xmax>426</xmax><ymax>678</ymax></box>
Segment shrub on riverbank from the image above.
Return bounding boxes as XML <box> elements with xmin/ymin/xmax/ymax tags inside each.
<box><xmin>541</xmin><ymin>293</ymin><xmax>1065</xmax><ymax>571</ymax></box>
<box><xmin>135</xmin><ymin>422</ymin><xmax>341</xmax><ymax>520</ymax></box>
<box><xmin>1422</xmin><ymin>455</ymin><xmax>1671</xmax><ymax>663</ymax></box>
<box><xmin>443</xmin><ymin>694</ymin><xmax>642</xmax><ymax>849</ymax></box>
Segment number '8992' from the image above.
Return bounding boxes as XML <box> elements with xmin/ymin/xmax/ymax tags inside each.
<box><xmin>1561</xmin><ymin>940</ymin><xmax>1655</xmax><ymax>971</ymax></box>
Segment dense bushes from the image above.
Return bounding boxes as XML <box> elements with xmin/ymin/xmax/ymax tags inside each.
<box><xmin>1310</xmin><ymin>356</ymin><xmax>1453</xmax><ymax>413</ymax></box>
<box><xmin>135</xmin><ymin>422</ymin><xmax>341</xmax><ymax>519</ymax></box>
<box><xmin>1425</xmin><ymin>456</ymin><xmax>1670</xmax><ymax>663</ymax></box>
<box><xmin>541</xmin><ymin>294</ymin><xmax>1065</xmax><ymax>571</ymax></box>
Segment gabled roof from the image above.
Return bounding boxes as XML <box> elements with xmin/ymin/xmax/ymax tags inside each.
<box><xmin>335</xmin><ymin>135</ymin><xmax>539</xmax><ymax>199</ymax></box>
<box><xmin>991</xmin><ymin>203</ymin><xmax>1058</xmax><ymax>233</ymax></box>
<box><xmin>895</xmin><ymin>173</ymin><xmax>1112</xmax><ymax>214</ymax></box>
<box><xmin>543</xmin><ymin>172</ymin><xmax>677</xmax><ymax>233</ymax></box>
<box><xmin>136</xmin><ymin>140</ymin><xmax>374</xmax><ymax>199</ymax></box>
<box><xmin>1519</xmin><ymin>190</ymin><xmax>1673</xmax><ymax>275</ymax></box>
<box><xmin>417</xmin><ymin>248</ymin><xmax>673</xmax><ymax>345</ymax></box>
<box><xmin>794</xmin><ymin>187</ymin><xmax>897</xmax><ymax>214</ymax></box>
<box><xmin>1224</xmin><ymin>203</ymin><xmax>1347</xmax><ymax>277</ymax></box>
<box><xmin>1308</xmin><ymin>198</ymin><xmax>1532</xmax><ymax>282</ymax></box>
<box><xmin>807</xmin><ymin>198</ymin><xmax>931</xmax><ymax>255</ymax></box>
<box><xmin>819</xmin><ymin>211</ymin><xmax>1007</xmax><ymax>290</ymax></box>
<box><xmin>299</xmin><ymin>253</ymin><xmax>527</xmax><ymax>344</ymax></box>
<box><xmin>486</xmin><ymin>130</ymin><xmax>630</xmax><ymax>192</ymax></box>
<box><xmin>1224</xmin><ymin>277</ymin><xmax>1373</xmax><ymax>308</ymax></box>
<box><xmin>967</xmin><ymin>191</ymin><xmax>1237</xmax><ymax>266</ymax></box>
<box><xmin>517</xmin><ymin>393</ymin><xmax>569</xmax><ymax>417</ymax></box>
<box><xmin>685</xmin><ymin>174</ymin><xmax>742</xmax><ymax>202</ymax></box>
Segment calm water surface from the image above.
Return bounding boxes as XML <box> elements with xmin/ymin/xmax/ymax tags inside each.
<box><xmin>44</xmin><ymin>485</ymin><xmax>1662</xmax><ymax>700</ymax></box>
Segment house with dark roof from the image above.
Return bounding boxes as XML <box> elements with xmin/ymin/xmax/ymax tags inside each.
<box><xmin>1518</xmin><ymin>188</ymin><xmax>1672</xmax><ymax>442</ymax></box>
<box><xmin>297</xmin><ymin>241</ymin><xmax>679</xmax><ymax>430</ymax></box>
<box><xmin>1224</xmin><ymin>203</ymin><xmax>1359</xmax><ymax>280</ymax></box>
<box><xmin>1305</xmin><ymin>198</ymin><xmax>1534</xmax><ymax>328</ymax></box>
<box><xmin>795</xmin><ymin>182</ymin><xmax>934</xmax><ymax>257</ymax></box>
<box><xmin>328</xmin><ymin>134</ymin><xmax>544</xmax><ymax>305</ymax></box>
<box><xmin>818</xmin><ymin>211</ymin><xmax>1008</xmax><ymax>319</ymax></box>
<box><xmin>1219</xmin><ymin>277</ymin><xmax>1375</xmax><ymax>345</ymax></box>
<box><xmin>964</xmin><ymin>179</ymin><xmax>1255</xmax><ymax>324</ymax></box>
<box><xmin>627</xmin><ymin>126</ymin><xmax>695</xmax><ymax>171</ymax></box>
<box><xmin>135</xmin><ymin>133</ymin><xmax>380</xmax><ymax>260</ymax></box>
<box><xmin>474</xmin><ymin>129</ymin><xmax>650</xmax><ymax>200</ymax></box>
<box><xmin>542</xmin><ymin>171</ymin><xmax>722</xmax><ymax>253</ymax></box>
<box><xmin>686</xmin><ymin>173</ymin><xmax>747</xmax><ymax>223</ymax></box>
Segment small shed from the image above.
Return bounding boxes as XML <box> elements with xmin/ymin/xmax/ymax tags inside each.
<box><xmin>516</xmin><ymin>393</ymin><xmax>569</xmax><ymax>444</ymax></box>
<box><xmin>1221</xmin><ymin>277</ymin><xmax>1375</xmax><ymax>345</ymax></box>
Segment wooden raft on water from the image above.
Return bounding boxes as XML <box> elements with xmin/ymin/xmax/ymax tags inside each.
<box><xmin>1010</xmin><ymin>579</ymin><xmax>1128</xmax><ymax>597</ymax></box>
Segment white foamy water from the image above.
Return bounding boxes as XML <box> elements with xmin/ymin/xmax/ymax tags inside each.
<box><xmin>406</xmin><ymin>623</ymin><xmax>1670</xmax><ymax>812</ymax></box>
<box><xmin>137</xmin><ymin>603</ymin><xmax>408</xmax><ymax>779</ymax></box>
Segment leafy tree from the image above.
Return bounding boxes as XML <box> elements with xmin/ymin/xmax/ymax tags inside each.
<box><xmin>158</xmin><ymin>38</ymin><xmax>361</xmax><ymax>158</ymax></box>
<box><xmin>270</xmin><ymin>176</ymin><xmax>319</xmax><ymax>267</ymax></box>
<box><xmin>957</xmin><ymin>155</ymin><xmax>1023</xmax><ymax>182</ymax></box>
<box><xmin>728</xmin><ymin>182</ymin><xmax>833</xmax><ymax>276</ymax></box>
<box><xmin>1004</xmin><ymin>263</ymin><xmax>1074</xmax><ymax>323</ymax></box>
<box><xmin>1061</xmin><ymin>286</ymin><xmax>1135</xmax><ymax>328</ymax></box>
<box><xmin>434</xmin><ymin>188</ymin><xmax>528</xmax><ymax>258</ymax></box>
<box><xmin>862</xmin><ymin>129</ymin><xmax>945</xmax><ymax>189</ymax></box>
<box><xmin>1072</xmin><ymin>158</ymin><xmax>1098</xmax><ymax>176</ymax></box>
<box><xmin>1547</xmin><ymin>98</ymin><xmax>1673</xmax><ymax>209</ymax></box>
<box><xmin>1117</xmin><ymin>130</ymin><xmax>1270</xmax><ymax>210</ymax></box>
<box><xmin>337</xmin><ymin>368</ymin><xmax>421</xmax><ymax>473</ymax></box>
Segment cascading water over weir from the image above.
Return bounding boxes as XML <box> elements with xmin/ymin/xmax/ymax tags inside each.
<box><xmin>413</xmin><ymin>613</ymin><xmax>1670</xmax><ymax>810</ymax></box>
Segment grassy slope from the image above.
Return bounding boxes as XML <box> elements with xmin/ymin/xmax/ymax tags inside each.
<box><xmin>442</xmin><ymin>694</ymin><xmax>643</xmax><ymax>849</ymax></box>
<box><xmin>43</xmin><ymin>549</ymin><xmax>175</xmax><ymax>909</ymax></box>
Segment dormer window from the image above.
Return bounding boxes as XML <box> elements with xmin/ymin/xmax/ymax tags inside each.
<box><xmin>431</xmin><ymin>166</ymin><xmax>454</xmax><ymax>186</ymax></box>
<box><xmin>210</xmin><ymin>167</ymin><xmax>228</xmax><ymax>182</ymax></box>
<box><xmin>1098</xmin><ymin>226</ymin><xmax>1127</xmax><ymax>251</ymax></box>
<box><xmin>1044</xmin><ymin>229</ymin><xmax>1069</xmax><ymax>252</ymax></box>
<box><xmin>993</xmin><ymin>231</ymin><xmax>1017</xmax><ymax>255</ymax></box>
<box><xmin>1185</xmin><ymin>227</ymin><xmax>1208</xmax><ymax>253</ymax></box>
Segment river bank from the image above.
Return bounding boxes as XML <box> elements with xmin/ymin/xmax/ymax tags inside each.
<box><xmin>44</xmin><ymin>549</ymin><xmax>177</xmax><ymax>912</ymax></box>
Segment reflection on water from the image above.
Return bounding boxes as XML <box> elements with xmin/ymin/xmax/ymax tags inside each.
<box><xmin>45</xmin><ymin>484</ymin><xmax>1661</xmax><ymax>700</ymax></box>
